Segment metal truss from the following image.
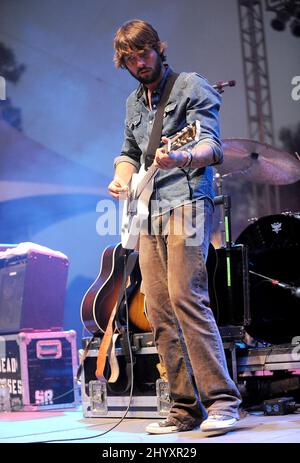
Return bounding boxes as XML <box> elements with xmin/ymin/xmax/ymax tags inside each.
<box><xmin>237</xmin><ymin>0</ymin><xmax>280</xmax><ymax>216</ymax></box>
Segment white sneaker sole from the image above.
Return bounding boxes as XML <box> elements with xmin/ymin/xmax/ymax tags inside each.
<box><xmin>201</xmin><ymin>424</ymin><xmax>237</xmax><ymax>436</ymax></box>
<box><xmin>200</xmin><ymin>418</ymin><xmax>237</xmax><ymax>435</ymax></box>
<box><xmin>145</xmin><ymin>423</ymin><xmax>179</xmax><ymax>434</ymax></box>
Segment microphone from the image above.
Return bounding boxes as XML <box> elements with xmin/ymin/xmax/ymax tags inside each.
<box><xmin>249</xmin><ymin>269</ymin><xmax>300</xmax><ymax>299</ymax></box>
<box><xmin>271</xmin><ymin>279</ymin><xmax>300</xmax><ymax>299</ymax></box>
<box><xmin>291</xmin><ymin>287</ymin><xmax>300</xmax><ymax>298</ymax></box>
<box><xmin>213</xmin><ymin>80</ymin><xmax>236</xmax><ymax>93</ymax></box>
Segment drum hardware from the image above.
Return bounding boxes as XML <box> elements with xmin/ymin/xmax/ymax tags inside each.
<box><xmin>214</xmin><ymin>173</ymin><xmax>233</xmax><ymax>248</ymax></box>
<box><xmin>216</xmin><ymin>138</ymin><xmax>300</xmax><ymax>185</ymax></box>
<box><xmin>213</xmin><ymin>188</ymin><xmax>240</xmax><ymax>335</ymax></box>
<box><xmin>209</xmin><ymin>213</ymin><xmax>300</xmax><ymax>345</ymax></box>
<box><xmin>249</xmin><ymin>270</ymin><xmax>300</xmax><ymax>299</ymax></box>
<box><xmin>247</xmin><ymin>217</ymin><xmax>258</xmax><ymax>224</ymax></box>
<box><xmin>213</xmin><ymin>135</ymin><xmax>300</xmax><ymax>344</ymax></box>
<box><xmin>281</xmin><ymin>211</ymin><xmax>300</xmax><ymax>217</ymax></box>
<box><xmin>212</xmin><ymin>179</ymin><xmax>250</xmax><ymax>340</ymax></box>
<box><xmin>213</xmin><ymin>191</ymin><xmax>232</xmax><ymax>248</ymax></box>
<box><xmin>207</xmin><ymin>243</ymin><xmax>250</xmax><ymax>333</ymax></box>
<box><xmin>235</xmin><ymin>213</ymin><xmax>300</xmax><ymax>345</ymax></box>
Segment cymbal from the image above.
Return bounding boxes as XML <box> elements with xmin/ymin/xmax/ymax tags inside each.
<box><xmin>216</xmin><ymin>138</ymin><xmax>300</xmax><ymax>185</ymax></box>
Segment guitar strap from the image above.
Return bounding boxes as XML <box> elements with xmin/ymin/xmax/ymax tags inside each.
<box><xmin>76</xmin><ymin>335</ymin><xmax>97</xmax><ymax>382</ymax></box>
<box><xmin>144</xmin><ymin>71</ymin><xmax>179</xmax><ymax>170</ymax></box>
<box><xmin>106</xmin><ymin>333</ymin><xmax>120</xmax><ymax>382</ymax></box>
<box><xmin>95</xmin><ymin>301</ymin><xmax>118</xmax><ymax>381</ymax></box>
<box><xmin>107</xmin><ymin>252</ymin><xmax>140</xmax><ymax>393</ymax></box>
<box><xmin>95</xmin><ymin>250</ymin><xmax>139</xmax><ymax>383</ymax></box>
<box><xmin>76</xmin><ymin>320</ymin><xmax>118</xmax><ymax>384</ymax></box>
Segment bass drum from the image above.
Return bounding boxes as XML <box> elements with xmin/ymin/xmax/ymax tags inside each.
<box><xmin>235</xmin><ymin>213</ymin><xmax>300</xmax><ymax>345</ymax></box>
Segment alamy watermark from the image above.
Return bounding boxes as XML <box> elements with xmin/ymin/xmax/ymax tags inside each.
<box><xmin>291</xmin><ymin>336</ymin><xmax>300</xmax><ymax>361</ymax></box>
<box><xmin>291</xmin><ymin>76</ymin><xmax>300</xmax><ymax>101</ymax></box>
<box><xmin>0</xmin><ymin>76</ymin><xmax>6</xmax><ymax>100</ymax></box>
<box><xmin>96</xmin><ymin>198</ymin><xmax>205</xmax><ymax>246</ymax></box>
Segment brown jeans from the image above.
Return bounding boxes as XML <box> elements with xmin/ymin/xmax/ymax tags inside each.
<box><xmin>139</xmin><ymin>199</ymin><xmax>241</xmax><ymax>428</ymax></box>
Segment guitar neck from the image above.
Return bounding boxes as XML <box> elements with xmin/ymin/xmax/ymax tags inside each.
<box><xmin>134</xmin><ymin>122</ymin><xmax>200</xmax><ymax>199</ymax></box>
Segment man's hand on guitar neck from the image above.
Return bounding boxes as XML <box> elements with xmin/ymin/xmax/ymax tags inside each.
<box><xmin>155</xmin><ymin>136</ymin><xmax>216</xmax><ymax>170</ymax></box>
<box><xmin>154</xmin><ymin>136</ymin><xmax>192</xmax><ymax>170</ymax></box>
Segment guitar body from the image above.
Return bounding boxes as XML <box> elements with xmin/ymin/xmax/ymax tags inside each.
<box><xmin>80</xmin><ymin>243</ymin><xmax>127</xmax><ymax>334</ymax></box>
<box><xmin>121</xmin><ymin>164</ymin><xmax>154</xmax><ymax>250</ymax></box>
<box><xmin>128</xmin><ymin>287</ymin><xmax>151</xmax><ymax>332</ymax></box>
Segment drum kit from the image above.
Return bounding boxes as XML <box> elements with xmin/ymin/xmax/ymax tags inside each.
<box><xmin>220</xmin><ymin>138</ymin><xmax>300</xmax><ymax>185</ymax></box>
<box><xmin>213</xmin><ymin>137</ymin><xmax>300</xmax><ymax>345</ymax></box>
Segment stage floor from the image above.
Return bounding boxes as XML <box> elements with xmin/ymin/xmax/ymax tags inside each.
<box><xmin>0</xmin><ymin>406</ymin><xmax>300</xmax><ymax>444</ymax></box>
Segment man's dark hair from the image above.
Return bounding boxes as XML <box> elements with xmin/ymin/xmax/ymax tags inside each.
<box><xmin>113</xmin><ymin>19</ymin><xmax>167</xmax><ymax>68</ymax></box>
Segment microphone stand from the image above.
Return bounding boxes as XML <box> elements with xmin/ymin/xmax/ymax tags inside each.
<box><xmin>249</xmin><ymin>270</ymin><xmax>300</xmax><ymax>298</ymax></box>
<box><xmin>213</xmin><ymin>78</ymin><xmax>237</xmax><ymax>325</ymax></box>
<box><xmin>214</xmin><ymin>173</ymin><xmax>232</xmax><ymax>248</ymax></box>
<box><xmin>213</xmin><ymin>77</ymin><xmax>236</xmax><ymax>248</ymax></box>
<box><xmin>213</xmin><ymin>175</ymin><xmax>236</xmax><ymax>324</ymax></box>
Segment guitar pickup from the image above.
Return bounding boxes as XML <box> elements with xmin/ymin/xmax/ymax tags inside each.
<box><xmin>127</xmin><ymin>199</ymin><xmax>138</xmax><ymax>216</ymax></box>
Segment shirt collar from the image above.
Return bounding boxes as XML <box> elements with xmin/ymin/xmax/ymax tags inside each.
<box><xmin>136</xmin><ymin>64</ymin><xmax>172</xmax><ymax>101</ymax></box>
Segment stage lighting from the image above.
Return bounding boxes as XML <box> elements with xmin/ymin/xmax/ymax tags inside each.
<box><xmin>290</xmin><ymin>18</ymin><xmax>300</xmax><ymax>35</ymax></box>
<box><xmin>270</xmin><ymin>8</ymin><xmax>290</xmax><ymax>31</ymax></box>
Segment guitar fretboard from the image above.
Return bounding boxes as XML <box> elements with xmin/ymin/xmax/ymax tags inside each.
<box><xmin>134</xmin><ymin>122</ymin><xmax>200</xmax><ymax>200</ymax></box>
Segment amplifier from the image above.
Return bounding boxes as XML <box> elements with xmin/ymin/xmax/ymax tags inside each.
<box><xmin>0</xmin><ymin>248</ymin><xmax>69</xmax><ymax>334</ymax></box>
<box><xmin>207</xmin><ymin>244</ymin><xmax>250</xmax><ymax>328</ymax></box>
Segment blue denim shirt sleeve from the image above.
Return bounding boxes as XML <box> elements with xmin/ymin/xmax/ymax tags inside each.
<box><xmin>114</xmin><ymin>93</ymin><xmax>142</xmax><ymax>171</ymax></box>
<box><xmin>185</xmin><ymin>73</ymin><xmax>223</xmax><ymax>165</ymax></box>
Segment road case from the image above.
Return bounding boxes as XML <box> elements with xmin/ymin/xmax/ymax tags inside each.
<box><xmin>0</xmin><ymin>329</ymin><xmax>80</xmax><ymax>410</ymax></box>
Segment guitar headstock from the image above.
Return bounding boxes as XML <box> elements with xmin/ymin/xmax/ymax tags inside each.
<box><xmin>169</xmin><ymin>121</ymin><xmax>201</xmax><ymax>150</ymax></box>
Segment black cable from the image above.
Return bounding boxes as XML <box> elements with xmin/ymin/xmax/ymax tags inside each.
<box><xmin>43</xmin><ymin>386</ymin><xmax>78</xmax><ymax>404</ymax></box>
<box><xmin>33</xmin><ymin>250</ymin><xmax>136</xmax><ymax>443</ymax></box>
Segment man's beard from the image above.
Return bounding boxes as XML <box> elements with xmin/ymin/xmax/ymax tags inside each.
<box><xmin>128</xmin><ymin>55</ymin><xmax>163</xmax><ymax>85</ymax></box>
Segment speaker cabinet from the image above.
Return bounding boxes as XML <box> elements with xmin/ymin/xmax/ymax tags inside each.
<box><xmin>207</xmin><ymin>244</ymin><xmax>250</xmax><ymax>327</ymax></box>
<box><xmin>0</xmin><ymin>251</ymin><xmax>69</xmax><ymax>334</ymax></box>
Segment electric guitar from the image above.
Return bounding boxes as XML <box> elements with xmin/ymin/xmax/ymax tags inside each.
<box><xmin>121</xmin><ymin>121</ymin><xmax>201</xmax><ymax>250</ymax></box>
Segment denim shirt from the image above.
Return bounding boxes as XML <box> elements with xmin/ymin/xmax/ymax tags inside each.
<box><xmin>114</xmin><ymin>68</ymin><xmax>223</xmax><ymax>215</ymax></box>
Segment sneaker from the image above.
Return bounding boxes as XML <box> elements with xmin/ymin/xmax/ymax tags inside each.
<box><xmin>145</xmin><ymin>419</ymin><xmax>195</xmax><ymax>435</ymax></box>
<box><xmin>200</xmin><ymin>414</ymin><xmax>237</xmax><ymax>435</ymax></box>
